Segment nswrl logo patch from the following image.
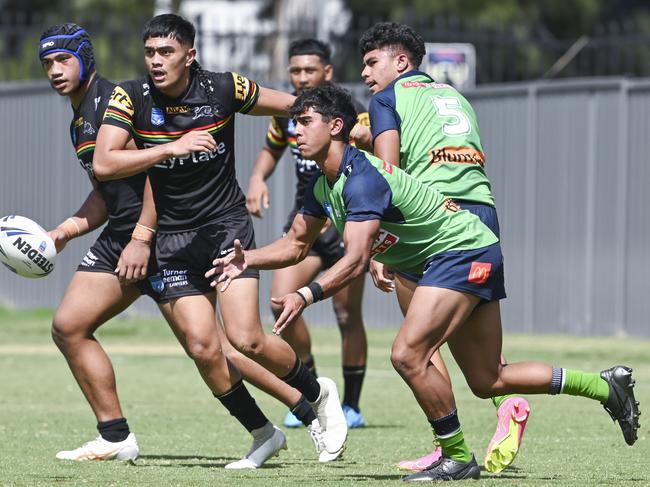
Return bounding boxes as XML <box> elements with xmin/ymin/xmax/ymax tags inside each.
<box><xmin>151</xmin><ymin>107</ymin><xmax>165</xmax><ymax>126</ymax></box>
<box><xmin>148</xmin><ymin>273</ymin><xmax>165</xmax><ymax>294</ymax></box>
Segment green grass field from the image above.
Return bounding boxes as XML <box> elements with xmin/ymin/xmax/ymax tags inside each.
<box><xmin>0</xmin><ymin>307</ymin><xmax>648</xmax><ymax>486</ymax></box>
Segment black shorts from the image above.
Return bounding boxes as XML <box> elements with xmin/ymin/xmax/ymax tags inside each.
<box><xmin>284</xmin><ymin>217</ymin><xmax>345</xmax><ymax>270</ymax></box>
<box><xmin>156</xmin><ymin>210</ymin><xmax>259</xmax><ymax>300</ymax></box>
<box><xmin>77</xmin><ymin>228</ymin><xmax>165</xmax><ymax>302</ymax></box>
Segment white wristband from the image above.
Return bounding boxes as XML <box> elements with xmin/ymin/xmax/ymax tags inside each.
<box><xmin>296</xmin><ymin>286</ymin><xmax>314</xmax><ymax>306</ymax></box>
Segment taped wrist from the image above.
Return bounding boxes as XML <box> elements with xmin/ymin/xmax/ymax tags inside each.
<box><xmin>57</xmin><ymin>217</ymin><xmax>82</xmax><ymax>240</ymax></box>
<box><xmin>296</xmin><ymin>282</ymin><xmax>324</xmax><ymax>306</ymax></box>
<box><xmin>131</xmin><ymin>222</ymin><xmax>156</xmax><ymax>244</ymax></box>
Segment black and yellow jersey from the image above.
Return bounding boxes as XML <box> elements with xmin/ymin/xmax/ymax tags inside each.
<box><xmin>72</xmin><ymin>75</ymin><xmax>146</xmax><ymax>235</ymax></box>
<box><xmin>103</xmin><ymin>70</ymin><xmax>259</xmax><ymax>232</ymax></box>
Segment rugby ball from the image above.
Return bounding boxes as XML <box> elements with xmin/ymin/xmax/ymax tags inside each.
<box><xmin>0</xmin><ymin>215</ymin><xmax>56</xmax><ymax>278</ymax></box>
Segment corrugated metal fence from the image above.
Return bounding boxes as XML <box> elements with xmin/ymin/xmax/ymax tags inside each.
<box><xmin>0</xmin><ymin>78</ymin><xmax>648</xmax><ymax>336</ymax></box>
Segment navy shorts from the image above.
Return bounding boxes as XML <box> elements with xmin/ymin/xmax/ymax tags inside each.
<box><xmin>77</xmin><ymin>228</ymin><xmax>165</xmax><ymax>302</ymax></box>
<box><xmin>396</xmin><ymin>202</ymin><xmax>506</xmax><ymax>302</ymax></box>
<box><xmin>454</xmin><ymin>200</ymin><xmax>500</xmax><ymax>238</ymax></box>
<box><xmin>156</xmin><ymin>209</ymin><xmax>259</xmax><ymax>300</ymax></box>
<box><xmin>284</xmin><ymin>215</ymin><xmax>344</xmax><ymax>270</ymax></box>
<box><xmin>418</xmin><ymin>242</ymin><xmax>506</xmax><ymax>302</ymax></box>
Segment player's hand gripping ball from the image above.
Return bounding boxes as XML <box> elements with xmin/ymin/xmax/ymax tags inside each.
<box><xmin>0</xmin><ymin>215</ymin><xmax>56</xmax><ymax>278</ymax></box>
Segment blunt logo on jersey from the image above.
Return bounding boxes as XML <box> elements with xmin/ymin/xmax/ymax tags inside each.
<box><xmin>468</xmin><ymin>261</ymin><xmax>492</xmax><ymax>284</ymax></box>
<box><xmin>151</xmin><ymin>108</ymin><xmax>165</xmax><ymax>126</ymax></box>
<box><xmin>382</xmin><ymin>160</ymin><xmax>393</xmax><ymax>174</ymax></box>
<box><xmin>370</xmin><ymin>229</ymin><xmax>400</xmax><ymax>256</ymax></box>
<box><xmin>429</xmin><ymin>146</ymin><xmax>485</xmax><ymax>166</ymax></box>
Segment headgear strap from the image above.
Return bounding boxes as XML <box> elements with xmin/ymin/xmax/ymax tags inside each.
<box><xmin>39</xmin><ymin>25</ymin><xmax>95</xmax><ymax>81</ymax></box>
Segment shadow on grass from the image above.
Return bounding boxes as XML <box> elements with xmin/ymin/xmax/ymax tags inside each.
<box><xmin>356</xmin><ymin>424</ymin><xmax>401</xmax><ymax>430</ymax></box>
<box><xmin>139</xmin><ymin>454</ymin><xmax>233</xmax><ymax>461</ymax></box>
<box><xmin>135</xmin><ymin>455</ymin><xmax>287</xmax><ymax>469</ymax></box>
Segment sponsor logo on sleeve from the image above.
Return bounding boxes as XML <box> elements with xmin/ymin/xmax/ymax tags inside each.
<box><xmin>151</xmin><ymin>107</ymin><xmax>165</xmax><ymax>126</ymax></box>
<box><xmin>370</xmin><ymin>229</ymin><xmax>400</xmax><ymax>256</ymax></box>
<box><xmin>468</xmin><ymin>261</ymin><xmax>492</xmax><ymax>284</ymax></box>
<box><xmin>383</xmin><ymin>160</ymin><xmax>393</xmax><ymax>174</ymax></box>
<box><xmin>232</xmin><ymin>72</ymin><xmax>250</xmax><ymax>101</ymax></box>
<box><xmin>108</xmin><ymin>86</ymin><xmax>134</xmax><ymax>116</ymax></box>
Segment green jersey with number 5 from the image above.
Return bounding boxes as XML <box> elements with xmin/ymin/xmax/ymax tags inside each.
<box><xmin>369</xmin><ymin>70</ymin><xmax>494</xmax><ymax>206</ymax></box>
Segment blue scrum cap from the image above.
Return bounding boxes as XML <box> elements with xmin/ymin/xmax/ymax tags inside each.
<box><xmin>39</xmin><ymin>23</ymin><xmax>95</xmax><ymax>81</ymax></box>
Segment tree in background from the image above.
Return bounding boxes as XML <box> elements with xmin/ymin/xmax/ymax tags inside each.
<box><xmin>341</xmin><ymin>0</ymin><xmax>650</xmax><ymax>82</ymax></box>
<box><xmin>1</xmin><ymin>0</ymin><xmax>156</xmax><ymax>81</ymax></box>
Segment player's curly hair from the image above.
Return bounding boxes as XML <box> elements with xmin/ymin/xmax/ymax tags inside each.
<box><xmin>289</xmin><ymin>84</ymin><xmax>357</xmax><ymax>140</ymax></box>
<box><xmin>142</xmin><ymin>14</ymin><xmax>222</xmax><ymax>119</ymax></box>
<box><xmin>289</xmin><ymin>39</ymin><xmax>331</xmax><ymax>64</ymax></box>
<box><xmin>358</xmin><ymin>22</ymin><xmax>425</xmax><ymax>67</ymax></box>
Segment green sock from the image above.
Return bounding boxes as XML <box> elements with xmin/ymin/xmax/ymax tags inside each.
<box><xmin>562</xmin><ymin>370</ymin><xmax>609</xmax><ymax>402</ymax></box>
<box><xmin>491</xmin><ymin>394</ymin><xmax>515</xmax><ymax>409</ymax></box>
<box><xmin>438</xmin><ymin>428</ymin><xmax>472</xmax><ymax>463</ymax></box>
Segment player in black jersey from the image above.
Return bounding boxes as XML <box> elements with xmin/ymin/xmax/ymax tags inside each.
<box><xmin>39</xmin><ymin>22</ymin><xmax>160</xmax><ymax>461</ymax></box>
<box><xmin>40</xmin><ymin>23</ymin><xmax>304</xmax><ymax>468</ymax></box>
<box><xmin>94</xmin><ymin>14</ymin><xmax>348</xmax><ymax>463</ymax></box>
<box><xmin>246</xmin><ymin>39</ymin><xmax>370</xmax><ymax>429</ymax></box>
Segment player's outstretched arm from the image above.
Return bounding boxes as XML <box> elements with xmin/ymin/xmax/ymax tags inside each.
<box><xmin>48</xmin><ymin>188</ymin><xmax>107</xmax><ymax>253</ymax></box>
<box><xmin>272</xmin><ymin>219</ymin><xmax>379</xmax><ymax>335</ymax></box>
<box><xmin>116</xmin><ymin>176</ymin><xmax>157</xmax><ymax>285</ymax></box>
<box><xmin>246</xmin><ymin>147</ymin><xmax>283</xmax><ymax>218</ymax></box>
<box><xmin>206</xmin><ymin>212</ymin><xmax>324</xmax><ymax>290</ymax></box>
<box><xmin>247</xmin><ymin>87</ymin><xmax>295</xmax><ymax>117</ymax></box>
<box><xmin>93</xmin><ymin>125</ymin><xmax>216</xmax><ymax>181</ymax></box>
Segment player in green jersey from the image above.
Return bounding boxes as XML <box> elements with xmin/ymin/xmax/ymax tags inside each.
<box><xmin>359</xmin><ymin>21</ymin><xmax>528</xmax><ymax>473</ymax></box>
<box><xmin>247</xmin><ymin>39</ymin><xmax>370</xmax><ymax>429</ymax></box>
<box><xmin>206</xmin><ymin>84</ymin><xmax>640</xmax><ymax>482</ymax></box>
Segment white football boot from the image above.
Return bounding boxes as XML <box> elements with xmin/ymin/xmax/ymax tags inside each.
<box><xmin>225</xmin><ymin>423</ymin><xmax>287</xmax><ymax>469</ymax></box>
<box><xmin>55</xmin><ymin>432</ymin><xmax>139</xmax><ymax>461</ymax></box>
<box><xmin>310</xmin><ymin>377</ymin><xmax>348</xmax><ymax>462</ymax></box>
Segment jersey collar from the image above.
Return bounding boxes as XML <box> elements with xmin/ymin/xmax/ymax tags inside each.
<box><xmin>379</xmin><ymin>69</ymin><xmax>434</xmax><ymax>95</ymax></box>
